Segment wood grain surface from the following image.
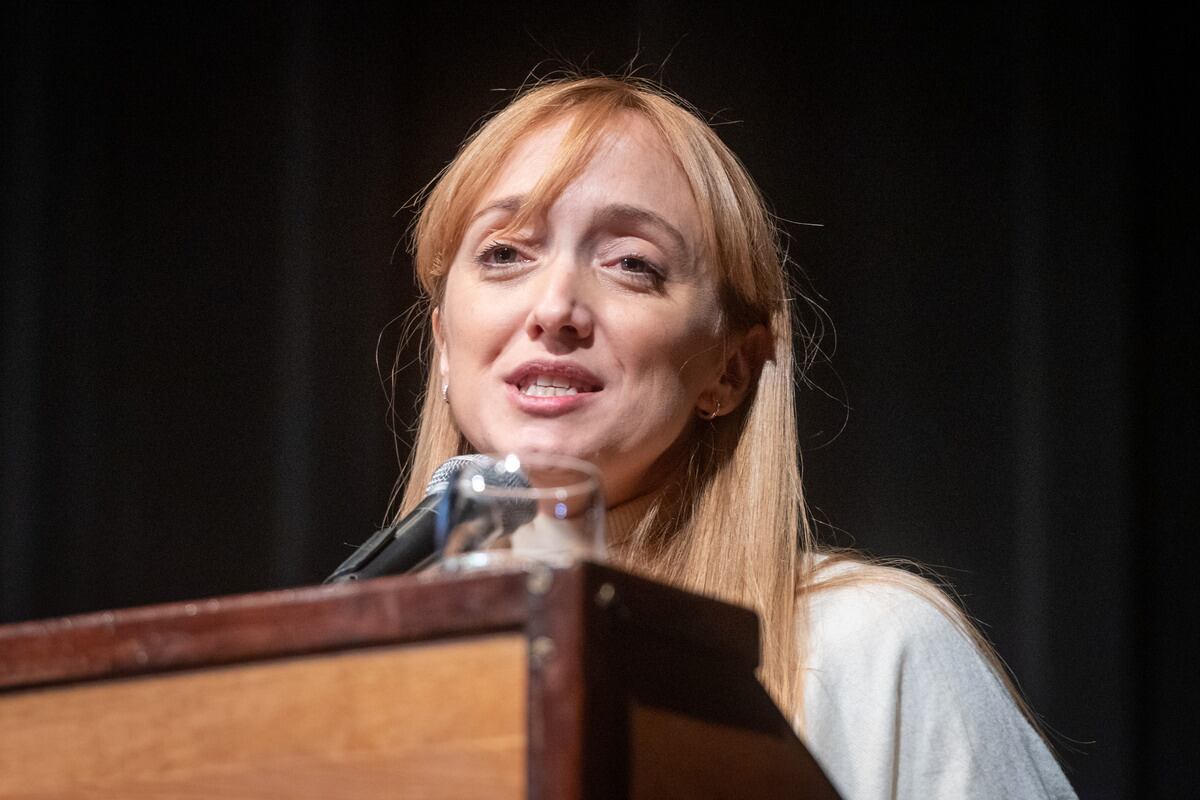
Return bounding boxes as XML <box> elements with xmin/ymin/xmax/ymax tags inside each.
<box><xmin>630</xmin><ymin>703</ymin><xmax>840</xmax><ymax>800</ymax></box>
<box><xmin>0</xmin><ymin>570</ymin><xmax>529</xmax><ymax>691</ymax></box>
<box><xmin>0</xmin><ymin>633</ymin><xmax>526</xmax><ymax>799</ymax></box>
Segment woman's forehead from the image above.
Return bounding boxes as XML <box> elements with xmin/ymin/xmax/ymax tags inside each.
<box><xmin>470</xmin><ymin>112</ymin><xmax>703</xmax><ymax>239</ymax></box>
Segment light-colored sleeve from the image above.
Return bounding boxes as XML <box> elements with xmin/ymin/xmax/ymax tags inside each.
<box><xmin>798</xmin><ymin>579</ymin><xmax>1077</xmax><ymax>800</ymax></box>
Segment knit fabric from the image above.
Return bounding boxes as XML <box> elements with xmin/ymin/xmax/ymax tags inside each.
<box><xmin>800</xmin><ymin>569</ymin><xmax>1077</xmax><ymax>799</ymax></box>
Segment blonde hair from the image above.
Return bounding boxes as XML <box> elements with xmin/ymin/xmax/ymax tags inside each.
<box><xmin>394</xmin><ymin>74</ymin><xmax>1044</xmax><ymax>735</ymax></box>
<box><xmin>396</xmin><ymin>74</ymin><xmax>807</xmax><ymax>713</ymax></box>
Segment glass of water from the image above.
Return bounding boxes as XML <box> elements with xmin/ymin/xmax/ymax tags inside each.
<box><xmin>435</xmin><ymin>452</ymin><xmax>607</xmax><ymax>572</ymax></box>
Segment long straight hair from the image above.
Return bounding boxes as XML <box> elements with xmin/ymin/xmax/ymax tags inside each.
<box><xmin>396</xmin><ymin>75</ymin><xmax>809</xmax><ymax>714</ymax></box>
<box><xmin>394</xmin><ymin>76</ymin><xmax>1045</xmax><ymax>736</ymax></box>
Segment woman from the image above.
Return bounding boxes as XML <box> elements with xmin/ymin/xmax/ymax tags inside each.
<box><xmin>394</xmin><ymin>74</ymin><xmax>1075</xmax><ymax>798</ymax></box>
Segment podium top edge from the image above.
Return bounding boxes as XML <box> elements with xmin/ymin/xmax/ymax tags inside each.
<box><xmin>0</xmin><ymin>561</ymin><xmax>759</xmax><ymax>692</ymax></box>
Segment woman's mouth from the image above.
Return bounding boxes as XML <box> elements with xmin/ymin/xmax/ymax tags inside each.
<box><xmin>518</xmin><ymin>374</ymin><xmax>594</xmax><ymax>397</ymax></box>
<box><xmin>506</xmin><ymin>362</ymin><xmax>603</xmax><ymax>412</ymax></box>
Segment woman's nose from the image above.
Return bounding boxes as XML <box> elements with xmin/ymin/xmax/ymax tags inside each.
<box><xmin>524</xmin><ymin>257</ymin><xmax>594</xmax><ymax>346</ymax></box>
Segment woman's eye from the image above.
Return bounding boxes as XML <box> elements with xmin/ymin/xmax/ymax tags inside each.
<box><xmin>613</xmin><ymin>255</ymin><xmax>664</xmax><ymax>285</ymax></box>
<box><xmin>476</xmin><ymin>241</ymin><xmax>524</xmax><ymax>267</ymax></box>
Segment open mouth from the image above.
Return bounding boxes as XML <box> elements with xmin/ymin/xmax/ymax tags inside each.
<box><xmin>507</xmin><ymin>363</ymin><xmax>603</xmax><ymax>399</ymax></box>
<box><xmin>518</xmin><ymin>374</ymin><xmax>601</xmax><ymax>397</ymax></box>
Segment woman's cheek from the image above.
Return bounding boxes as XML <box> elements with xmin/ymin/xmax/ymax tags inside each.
<box><xmin>449</xmin><ymin>304</ymin><xmax>515</xmax><ymax>368</ymax></box>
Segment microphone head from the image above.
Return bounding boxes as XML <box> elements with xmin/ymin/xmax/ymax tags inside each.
<box><xmin>457</xmin><ymin>457</ymin><xmax>537</xmax><ymax>533</ymax></box>
<box><xmin>426</xmin><ymin>454</ymin><xmax>495</xmax><ymax>495</ymax></box>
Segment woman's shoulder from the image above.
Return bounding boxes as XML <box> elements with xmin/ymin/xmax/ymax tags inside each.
<box><xmin>803</xmin><ymin>556</ymin><xmax>972</xmax><ymax>663</ymax></box>
<box><xmin>798</xmin><ymin>554</ymin><xmax>1076</xmax><ymax>799</ymax></box>
<box><xmin>801</xmin><ymin>557</ymin><xmax>991</xmax><ymax>717</ymax></box>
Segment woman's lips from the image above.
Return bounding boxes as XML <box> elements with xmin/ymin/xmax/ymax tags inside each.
<box><xmin>505</xmin><ymin>361</ymin><xmax>603</xmax><ymax>414</ymax></box>
<box><xmin>505</xmin><ymin>361</ymin><xmax>603</xmax><ymax>391</ymax></box>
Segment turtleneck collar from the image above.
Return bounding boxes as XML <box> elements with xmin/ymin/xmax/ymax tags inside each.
<box><xmin>604</xmin><ymin>490</ymin><xmax>660</xmax><ymax>550</ymax></box>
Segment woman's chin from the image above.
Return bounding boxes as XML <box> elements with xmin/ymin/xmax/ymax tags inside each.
<box><xmin>485</xmin><ymin>439</ymin><xmax>593</xmax><ymax>464</ymax></box>
<box><xmin>474</xmin><ymin>423</ymin><xmax>594</xmax><ymax>462</ymax></box>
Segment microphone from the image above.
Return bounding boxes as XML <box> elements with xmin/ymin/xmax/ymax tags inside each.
<box><xmin>436</xmin><ymin>456</ymin><xmax>537</xmax><ymax>557</ymax></box>
<box><xmin>323</xmin><ymin>454</ymin><xmax>491</xmax><ymax>584</ymax></box>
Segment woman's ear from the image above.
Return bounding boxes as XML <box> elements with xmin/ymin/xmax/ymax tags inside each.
<box><xmin>705</xmin><ymin>324</ymin><xmax>770</xmax><ymax>416</ymax></box>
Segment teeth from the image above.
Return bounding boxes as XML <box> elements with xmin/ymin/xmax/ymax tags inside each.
<box><xmin>520</xmin><ymin>373</ymin><xmax>586</xmax><ymax>397</ymax></box>
<box><xmin>522</xmin><ymin>384</ymin><xmax>579</xmax><ymax>397</ymax></box>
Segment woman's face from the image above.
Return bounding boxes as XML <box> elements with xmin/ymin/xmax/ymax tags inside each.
<box><xmin>435</xmin><ymin>113</ymin><xmax>730</xmax><ymax>506</ymax></box>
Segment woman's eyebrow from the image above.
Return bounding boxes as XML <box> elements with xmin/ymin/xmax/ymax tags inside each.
<box><xmin>468</xmin><ymin>198</ymin><xmax>692</xmax><ymax>263</ymax></box>
<box><xmin>469</xmin><ymin>194</ymin><xmax>524</xmax><ymax>224</ymax></box>
<box><xmin>592</xmin><ymin>204</ymin><xmax>691</xmax><ymax>263</ymax></box>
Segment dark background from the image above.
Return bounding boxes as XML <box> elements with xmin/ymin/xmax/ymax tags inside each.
<box><xmin>2</xmin><ymin>3</ymin><xmax>1195</xmax><ymax>797</ymax></box>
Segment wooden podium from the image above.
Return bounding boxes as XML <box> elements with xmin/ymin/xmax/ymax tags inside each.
<box><xmin>0</xmin><ymin>562</ymin><xmax>838</xmax><ymax>799</ymax></box>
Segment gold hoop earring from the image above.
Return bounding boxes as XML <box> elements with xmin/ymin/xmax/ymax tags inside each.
<box><xmin>698</xmin><ymin>400</ymin><xmax>721</xmax><ymax>421</ymax></box>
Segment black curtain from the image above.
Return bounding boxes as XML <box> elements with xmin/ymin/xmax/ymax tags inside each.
<box><xmin>2</xmin><ymin>3</ymin><xmax>1193</xmax><ymax>797</ymax></box>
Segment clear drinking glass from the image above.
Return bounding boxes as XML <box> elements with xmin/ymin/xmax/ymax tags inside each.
<box><xmin>435</xmin><ymin>452</ymin><xmax>607</xmax><ymax>572</ymax></box>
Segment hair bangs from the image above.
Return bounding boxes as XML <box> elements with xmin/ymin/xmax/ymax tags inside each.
<box><xmin>491</xmin><ymin>94</ymin><xmax>631</xmax><ymax>248</ymax></box>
